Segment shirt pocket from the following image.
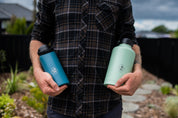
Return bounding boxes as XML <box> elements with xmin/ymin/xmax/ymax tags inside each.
<box><xmin>96</xmin><ymin>0</ymin><xmax>120</xmax><ymax>32</ymax></box>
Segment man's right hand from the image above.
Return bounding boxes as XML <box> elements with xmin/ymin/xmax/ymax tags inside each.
<box><xmin>34</xmin><ymin>69</ymin><xmax>68</xmax><ymax>97</ymax></box>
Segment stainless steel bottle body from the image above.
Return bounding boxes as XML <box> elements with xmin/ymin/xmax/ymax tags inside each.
<box><xmin>104</xmin><ymin>43</ymin><xmax>135</xmax><ymax>86</ymax></box>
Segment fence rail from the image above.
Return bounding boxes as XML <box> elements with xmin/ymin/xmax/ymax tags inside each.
<box><xmin>0</xmin><ymin>35</ymin><xmax>178</xmax><ymax>84</ymax></box>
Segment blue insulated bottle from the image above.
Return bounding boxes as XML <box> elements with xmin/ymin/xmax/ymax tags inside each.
<box><xmin>38</xmin><ymin>45</ymin><xmax>69</xmax><ymax>86</ymax></box>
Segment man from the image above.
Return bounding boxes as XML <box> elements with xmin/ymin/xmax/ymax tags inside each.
<box><xmin>29</xmin><ymin>0</ymin><xmax>142</xmax><ymax>118</ymax></box>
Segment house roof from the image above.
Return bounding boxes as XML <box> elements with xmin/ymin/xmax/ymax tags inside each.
<box><xmin>0</xmin><ymin>3</ymin><xmax>33</xmax><ymax>21</ymax></box>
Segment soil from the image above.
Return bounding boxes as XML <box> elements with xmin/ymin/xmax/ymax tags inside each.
<box><xmin>0</xmin><ymin>69</ymin><xmax>174</xmax><ymax>118</ymax></box>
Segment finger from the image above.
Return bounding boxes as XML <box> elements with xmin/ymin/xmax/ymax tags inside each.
<box><xmin>108</xmin><ymin>86</ymin><xmax>133</xmax><ymax>96</ymax></box>
<box><xmin>115</xmin><ymin>73</ymin><xmax>132</xmax><ymax>87</ymax></box>
<box><xmin>44</xmin><ymin>87</ymin><xmax>57</xmax><ymax>96</ymax></box>
<box><xmin>107</xmin><ymin>85</ymin><xmax>115</xmax><ymax>89</ymax></box>
<box><xmin>117</xmin><ymin>92</ymin><xmax>132</xmax><ymax>96</ymax></box>
<box><xmin>60</xmin><ymin>85</ymin><xmax>68</xmax><ymax>90</ymax></box>
<box><xmin>107</xmin><ymin>85</ymin><xmax>118</xmax><ymax>92</ymax></box>
<box><xmin>117</xmin><ymin>85</ymin><xmax>130</xmax><ymax>92</ymax></box>
<box><xmin>53</xmin><ymin>85</ymin><xmax>68</xmax><ymax>96</ymax></box>
<box><xmin>108</xmin><ymin>84</ymin><xmax>130</xmax><ymax>94</ymax></box>
<box><xmin>45</xmin><ymin>72</ymin><xmax>60</xmax><ymax>91</ymax></box>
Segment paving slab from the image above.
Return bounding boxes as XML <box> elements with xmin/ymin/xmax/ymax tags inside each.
<box><xmin>134</xmin><ymin>88</ymin><xmax>152</xmax><ymax>95</ymax></box>
<box><xmin>142</xmin><ymin>84</ymin><xmax>161</xmax><ymax>91</ymax></box>
<box><xmin>122</xmin><ymin>102</ymin><xmax>139</xmax><ymax>112</ymax></box>
<box><xmin>122</xmin><ymin>113</ymin><xmax>133</xmax><ymax>118</ymax></box>
<box><xmin>122</xmin><ymin>95</ymin><xmax>146</xmax><ymax>102</ymax></box>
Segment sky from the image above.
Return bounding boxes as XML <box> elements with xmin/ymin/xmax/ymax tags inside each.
<box><xmin>0</xmin><ymin>0</ymin><xmax>178</xmax><ymax>31</ymax></box>
<box><xmin>132</xmin><ymin>0</ymin><xmax>178</xmax><ymax>31</ymax></box>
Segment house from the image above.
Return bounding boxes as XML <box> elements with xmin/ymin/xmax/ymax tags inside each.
<box><xmin>0</xmin><ymin>3</ymin><xmax>33</xmax><ymax>34</ymax></box>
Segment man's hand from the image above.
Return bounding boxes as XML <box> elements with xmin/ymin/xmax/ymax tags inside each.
<box><xmin>107</xmin><ymin>70</ymin><xmax>142</xmax><ymax>96</ymax></box>
<box><xmin>29</xmin><ymin>40</ymin><xmax>68</xmax><ymax>97</ymax></box>
<box><xmin>34</xmin><ymin>69</ymin><xmax>68</xmax><ymax>97</ymax></box>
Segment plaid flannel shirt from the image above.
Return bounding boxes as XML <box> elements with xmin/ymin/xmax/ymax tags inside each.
<box><xmin>31</xmin><ymin>0</ymin><xmax>137</xmax><ymax>117</ymax></box>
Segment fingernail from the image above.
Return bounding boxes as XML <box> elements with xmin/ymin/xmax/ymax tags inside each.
<box><xmin>115</xmin><ymin>83</ymin><xmax>118</xmax><ymax>87</ymax></box>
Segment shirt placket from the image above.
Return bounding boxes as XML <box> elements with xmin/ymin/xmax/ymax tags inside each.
<box><xmin>76</xmin><ymin>0</ymin><xmax>89</xmax><ymax>117</ymax></box>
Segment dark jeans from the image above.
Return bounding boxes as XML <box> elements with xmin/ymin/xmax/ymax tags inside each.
<box><xmin>47</xmin><ymin>102</ymin><xmax>122</xmax><ymax>118</ymax></box>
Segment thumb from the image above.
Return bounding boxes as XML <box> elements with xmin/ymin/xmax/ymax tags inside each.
<box><xmin>115</xmin><ymin>73</ymin><xmax>131</xmax><ymax>87</ymax></box>
<box><xmin>45</xmin><ymin>72</ymin><xmax>59</xmax><ymax>91</ymax></box>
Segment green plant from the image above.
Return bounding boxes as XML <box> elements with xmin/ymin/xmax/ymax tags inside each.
<box><xmin>4</xmin><ymin>64</ymin><xmax>19</xmax><ymax>94</ymax></box>
<box><xmin>0</xmin><ymin>50</ymin><xmax>6</xmax><ymax>71</ymax></box>
<box><xmin>28</xmin><ymin>66</ymin><xmax>33</xmax><ymax>76</ymax></box>
<box><xmin>0</xmin><ymin>94</ymin><xmax>16</xmax><ymax>118</ymax></box>
<box><xmin>174</xmin><ymin>29</ymin><xmax>178</xmax><ymax>38</ymax></box>
<box><xmin>164</xmin><ymin>96</ymin><xmax>178</xmax><ymax>118</ymax></box>
<box><xmin>16</xmin><ymin>72</ymin><xmax>30</xmax><ymax>91</ymax></box>
<box><xmin>6</xmin><ymin>16</ymin><xmax>34</xmax><ymax>35</ymax></box>
<box><xmin>161</xmin><ymin>86</ymin><xmax>171</xmax><ymax>95</ymax></box>
<box><xmin>22</xmin><ymin>85</ymin><xmax>48</xmax><ymax>115</ymax></box>
<box><xmin>152</xmin><ymin>25</ymin><xmax>171</xmax><ymax>33</ymax></box>
<box><xmin>25</xmin><ymin>22</ymin><xmax>34</xmax><ymax>35</ymax></box>
<box><xmin>172</xmin><ymin>85</ymin><xmax>178</xmax><ymax>96</ymax></box>
<box><xmin>160</xmin><ymin>84</ymin><xmax>178</xmax><ymax>96</ymax></box>
<box><xmin>17</xmin><ymin>72</ymin><xmax>27</xmax><ymax>82</ymax></box>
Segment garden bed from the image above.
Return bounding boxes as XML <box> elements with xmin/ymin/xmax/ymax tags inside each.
<box><xmin>0</xmin><ymin>69</ymin><xmax>177</xmax><ymax>118</ymax></box>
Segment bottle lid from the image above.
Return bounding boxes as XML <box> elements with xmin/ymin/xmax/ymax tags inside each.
<box><xmin>38</xmin><ymin>45</ymin><xmax>53</xmax><ymax>56</ymax></box>
<box><xmin>120</xmin><ymin>38</ymin><xmax>134</xmax><ymax>47</ymax></box>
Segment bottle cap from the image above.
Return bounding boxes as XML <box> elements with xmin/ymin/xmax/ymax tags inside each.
<box><xmin>38</xmin><ymin>45</ymin><xmax>53</xmax><ymax>56</ymax></box>
<box><xmin>120</xmin><ymin>38</ymin><xmax>134</xmax><ymax>47</ymax></box>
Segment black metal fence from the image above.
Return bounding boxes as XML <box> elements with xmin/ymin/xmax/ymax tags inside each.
<box><xmin>0</xmin><ymin>35</ymin><xmax>178</xmax><ymax>84</ymax></box>
<box><xmin>0</xmin><ymin>35</ymin><xmax>31</xmax><ymax>72</ymax></box>
<box><xmin>137</xmin><ymin>38</ymin><xmax>178</xmax><ymax>84</ymax></box>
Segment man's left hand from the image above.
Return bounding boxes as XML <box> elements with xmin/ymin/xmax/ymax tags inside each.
<box><xmin>107</xmin><ymin>70</ymin><xmax>142</xmax><ymax>96</ymax></box>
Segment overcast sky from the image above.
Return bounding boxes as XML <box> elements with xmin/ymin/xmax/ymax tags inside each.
<box><xmin>0</xmin><ymin>0</ymin><xmax>178</xmax><ymax>31</ymax></box>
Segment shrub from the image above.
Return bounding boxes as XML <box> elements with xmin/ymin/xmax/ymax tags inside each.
<box><xmin>174</xmin><ymin>29</ymin><xmax>178</xmax><ymax>38</ymax></box>
<box><xmin>161</xmin><ymin>84</ymin><xmax>178</xmax><ymax>96</ymax></box>
<box><xmin>22</xmin><ymin>84</ymin><xmax>48</xmax><ymax>115</ymax></box>
<box><xmin>0</xmin><ymin>94</ymin><xmax>16</xmax><ymax>118</ymax></box>
<box><xmin>161</xmin><ymin>86</ymin><xmax>171</xmax><ymax>95</ymax></box>
<box><xmin>6</xmin><ymin>16</ymin><xmax>34</xmax><ymax>35</ymax></box>
<box><xmin>172</xmin><ymin>85</ymin><xmax>178</xmax><ymax>96</ymax></box>
<box><xmin>4</xmin><ymin>64</ymin><xmax>19</xmax><ymax>94</ymax></box>
<box><xmin>17</xmin><ymin>72</ymin><xmax>28</xmax><ymax>82</ymax></box>
<box><xmin>164</xmin><ymin>96</ymin><xmax>178</xmax><ymax>118</ymax></box>
<box><xmin>28</xmin><ymin>66</ymin><xmax>33</xmax><ymax>76</ymax></box>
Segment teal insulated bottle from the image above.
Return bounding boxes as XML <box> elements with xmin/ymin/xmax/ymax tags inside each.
<box><xmin>38</xmin><ymin>45</ymin><xmax>69</xmax><ymax>86</ymax></box>
<box><xmin>104</xmin><ymin>38</ymin><xmax>135</xmax><ymax>86</ymax></box>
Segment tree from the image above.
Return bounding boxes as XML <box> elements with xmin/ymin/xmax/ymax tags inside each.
<box><xmin>152</xmin><ymin>25</ymin><xmax>170</xmax><ymax>33</ymax></box>
<box><xmin>6</xmin><ymin>17</ymin><xmax>34</xmax><ymax>35</ymax></box>
<box><xmin>33</xmin><ymin>0</ymin><xmax>37</xmax><ymax>22</ymax></box>
<box><xmin>174</xmin><ymin>29</ymin><xmax>178</xmax><ymax>38</ymax></box>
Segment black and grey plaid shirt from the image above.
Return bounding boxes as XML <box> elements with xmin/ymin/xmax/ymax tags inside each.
<box><xmin>32</xmin><ymin>0</ymin><xmax>137</xmax><ymax>117</ymax></box>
